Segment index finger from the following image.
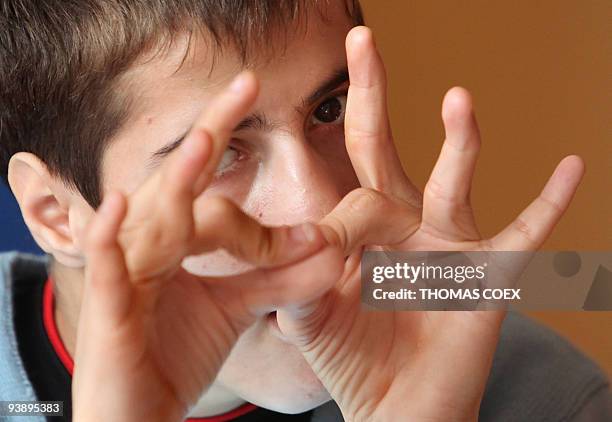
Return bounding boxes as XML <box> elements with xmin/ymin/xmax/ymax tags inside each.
<box><xmin>163</xmin><ymin>71</ymin><xmax>259</xmax><ymax>198</ymax></box>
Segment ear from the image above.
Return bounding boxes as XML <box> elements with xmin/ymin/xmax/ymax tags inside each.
<box><xmin>8</xmin><ymin>153</ymin><xmax>93</xmax><ymax>268</ymax></box>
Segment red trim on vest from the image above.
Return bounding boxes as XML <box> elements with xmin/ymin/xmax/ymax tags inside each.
<box><xmin>42</xmin><ymin>278</ymin><xmax>257</xmax><ymax>421</ymax></box>
<box><xmin>42</xmin><ymin>278</ymin><xmax>74</xmax><ymax>374</ymax></box>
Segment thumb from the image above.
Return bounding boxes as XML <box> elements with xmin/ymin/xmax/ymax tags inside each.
<box><xmin>319</xmin><ymin>188</ymin><xmax>421</xmax><ymax>256</ymax></box>
<box><xmin>193</xmin><ymin>196</ymin><xmax>329</xmax><ymax>268</ymax></box>
<box><xmin>205</xmin><ymin>244</ymin><xmax>345</xmax><ymax>319</ymax></box>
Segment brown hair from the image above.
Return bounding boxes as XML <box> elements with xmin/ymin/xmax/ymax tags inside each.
<box><xmin>0</xmin><ymin>0</ymin><xmax>363</xmax><ymax>207</ymax></box>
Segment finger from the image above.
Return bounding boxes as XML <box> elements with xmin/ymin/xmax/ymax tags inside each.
<box><xmin>160</xmin><ymin>71</ymin><xmax>259</xmax><ymax>200</ymax></box>
<box><xmin>422</xmin><ymin>87</ymin><xmax>481</xmax><ymax>239</ymax></box>
<box><xmin>345</xmin><ymin>26</ymin><xmax>421</xmax><ymax>206</ymax></box>
<box><xmin>490</xmin><ymin>155</ymin><xmax>585</xmax><ymax>250</ymax></box>
<box><xmin>206</xmin><ymin>244</ymin><xmax>345</xmax><ymax>317</ymax></box>
<box><xmin>318</xmin><ymin>188</ymin><xmax>421</xmax><ymax>256</ymax></box>
<box><xmin>190</xmin><ymin>71</ymin><xmax>259</xmax><ymax>194</ymax></box>
<box><xmin>160</xmin><ymin>129</ymin><xmax>214</xmax><ymax>201</ymax></box>
<box><xmin>193</xmin><ymin>196</ymin><xmax>329</xmax><ymax>267</ymax></box>
<box><xmin>83</xmin><ymin>191</ymin><xmax>131</xmax><ymax>326</ymax></box>
<box><xmin>149</xmin><ymin>130</ymin><xmax>215</xmax><ymax>257</ymax></box>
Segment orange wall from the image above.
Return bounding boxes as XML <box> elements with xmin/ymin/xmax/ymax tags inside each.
<box><xmin>360</xmin><ymin>0</ymin><xmax>611</xmax><ymax>374</ymax></box>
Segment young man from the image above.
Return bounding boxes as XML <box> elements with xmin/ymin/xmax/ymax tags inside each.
<box><xmin>0</xmin><ymin>1</ymin><xmax>610</xmax><ymax>421</ymax></box>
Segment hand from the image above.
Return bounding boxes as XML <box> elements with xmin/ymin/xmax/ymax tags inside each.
<box><xmin>72</xmin><ymin>72</ymin><xmax>344</xmax><ymax>422</ymax></box>
<box><xmin>277</xmin><ymin>26</ymin><xmax>585</xmax><ymax>422</ymax></box>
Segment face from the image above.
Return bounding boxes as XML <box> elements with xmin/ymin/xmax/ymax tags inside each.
<box><xmin>100</xmin><ymin>2</ymin><xmax>359</xmax><ymax>414</ymax></box>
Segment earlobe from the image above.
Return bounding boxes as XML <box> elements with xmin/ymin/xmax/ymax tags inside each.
<box><xmin>8</xmin><ymin>153</ymin><xmax>86</xmax><ymax>267</ymax></box>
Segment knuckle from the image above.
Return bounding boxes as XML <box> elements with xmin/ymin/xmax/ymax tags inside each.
<box><xmin>424</xmin><ymin>178</ymin><xmax>470</xmax><ymax>209</ymax></box>
<box><xmin>138</xmin><ymin>189</ymin><xmax>194</xmax><ymax>248</ymax></box>
<box><xmin>163</xmin><ymin>215</ymin><xmax>193</xmax><ymax>247</ymax></box>
<box><xmin>345</xmin><ymin>188</ymin><xmax>385</xmax><ymax>214</ymax></box>
<box><xmin>345</xmin><ymin>127</ymin><xmax>388</xmax><ymax>151</ymax></box>
<box><xmin>205</xmin><ymin>196</ymin><xmax>237</xmax><ymax>220</ymax></box>
<box><xmin>325</xmin><ymin>214</ymin><xmax>349</xmax><ymax>251</ymax></box>
<box><xmin>513</xmin><ymin>217</ymin><xmax>536</xmax><ymax>245</ymax></box>
<box><xmin>175</xmin><ymin>216</ymin><xmax>195</xmax><ymax>244</ymax></box>
<box><xmin>346</xmin><ymin>126</ymin><xmax>379</xmax><ymax>142</ymax></box>
<box><xmin>152</xmin><ymin>212</ymin><xmax>191</xmax><ymax>250</ymax></box>
<box><xmin>425</xmin><ymin>178</ymin><xmax>451</xmax><ymax>202</ymax></box>
<box><xmin>255</xmin><ymin>227</ymin><xmax>278</xmax><ymax>263</ymax></box>
<box><xmin>539</xmin><ymin>195</ymin><xmax>563</xmax><ymax>215</ymax></box>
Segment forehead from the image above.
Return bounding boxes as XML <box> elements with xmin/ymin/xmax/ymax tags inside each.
<box><xmin>102</xmin><ymin>1</ymin><xmax>354</xmax><ymax>192</ymax></box>
<box><xmin>122</xmin><ymin>0</ymin><xmax>354</xmax><ymax>107</ymax></box>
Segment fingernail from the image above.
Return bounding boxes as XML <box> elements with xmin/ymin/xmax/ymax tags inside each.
<box><xmin>290</xmin><ymin>223</ymin><xmax>319</xmax><ymax>244</ymax></box>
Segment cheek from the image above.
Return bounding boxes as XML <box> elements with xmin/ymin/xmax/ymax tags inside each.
<box><xmin>314</xmin><ymin>130</ymin><xmax>360</xmax><ymax>193</ymax></box>
<box><xmin>204</xmin><ymin>173</ymin><xmax>256</xmax><ymax>209</ymax></box>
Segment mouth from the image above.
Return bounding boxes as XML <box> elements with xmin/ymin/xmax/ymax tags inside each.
<box><xmin>266</xmin><ymin>311</ymin><xmax>291</xmax><ymax>342</ymax></box>
<box><xmin>266</xmin><ymin>311</ymin><xmax>279</xmax><ymax>329</ymax></box>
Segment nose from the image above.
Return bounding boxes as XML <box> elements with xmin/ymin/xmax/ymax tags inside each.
<box><xmin>249</xmin><ymin>136</ymin><xmax>346</xmax><ymax>226</ymax></box>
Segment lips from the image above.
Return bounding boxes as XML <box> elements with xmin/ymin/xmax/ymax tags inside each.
<box><xmin>266</xmin><ymin>311</ymin><xmax>279</xmax><ymax>329</ymax></box>
<box><xmin>266</xmin><ymin>311</ymin><xmax>292</xmax><ymax>342</ymax></box>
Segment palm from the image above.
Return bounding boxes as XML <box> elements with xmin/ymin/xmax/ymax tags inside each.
<box><xmin>279</xmin><ymin>212</ymin><xmax>501</xmax><ymax>421</ymax></box>
<box><xmin>75</xmin><ymin>269</ymin><xmax>249</xmax><ymax>416</ymax></box>
<box><xmin>285</xmin><ymin>282</ymin><xmax>498</xmax><ymax>421</ymax></box>
<box><xmin>278</xmin><ymin>211</ymin><xmax>512</xmax><ymax>420</ymax></box>
<box><xmin>137</xmin><ymin>272</ymin><xmax>248</xmax><ymax>408</ymax></box>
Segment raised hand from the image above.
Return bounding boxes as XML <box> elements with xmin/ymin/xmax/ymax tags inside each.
<box><xmin>72</xmin><ymin>72</ymin><xmax>344</xmax><ymax>422</ymax></box>
<box><xmin>277</xmin><ymin>26</ymin><xmax>585</xmax><ymax>422</ymax></box>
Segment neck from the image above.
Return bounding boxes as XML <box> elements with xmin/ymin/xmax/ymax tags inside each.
<box><xmin>50</xmin><ymin>261</ymin><xmax>81</xmax><ymax>356</ymax></box>
<box><xmin>49</xmin><ymin>260</ymin><xmax>247</xmax><ymax>418</ymax></box>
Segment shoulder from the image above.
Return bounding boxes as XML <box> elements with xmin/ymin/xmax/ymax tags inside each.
<box><xmin>0</xmin><ymin>252</ymin><xmax>47</xmax><ymax>402</ymax></box>
<box><xmin>0</xmin><ymin>251</ymin><xmax>47</xmax><ymax>302</ymax></box>
<box><xmin>0</xmin><ymin>252</ymin><xmax>47</xmax><ymax>283</ymax></box>
<box><xmin>480</xmin><ymin>312</ymin><xmax>611</xmax><ymax>421</ymax></box>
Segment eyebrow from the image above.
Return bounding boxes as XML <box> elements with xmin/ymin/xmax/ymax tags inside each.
<box><xmin>150</xmin><ymin>66</ymin><xmax>349</xmax><ymax>163</ymax></box>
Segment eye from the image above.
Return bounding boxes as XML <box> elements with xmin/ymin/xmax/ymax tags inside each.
<box><xmin>216</xmin><ymin>147</ymin><xmax>239</xmax><ymax>173</ymax></box>
<box><xmin>311</xmin><ymin>94</ymin><xmax>347</xmax><ymax>125</ymax></box>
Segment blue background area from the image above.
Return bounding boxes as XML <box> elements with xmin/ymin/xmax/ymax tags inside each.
<box><xmin>0</xmin><ymin>183</ymin><xmax>43</xmax><ymax>254</ymax></box>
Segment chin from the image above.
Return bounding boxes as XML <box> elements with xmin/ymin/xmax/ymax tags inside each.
<box><xmin>244</xmin><ymin>370</ymin><xmax>331</xmax><ymax>414</ymax></box>
<box><xmin>217</xmin><ymin>320</ymin><xmax>332</xmax><ymax>414</ymax></box>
